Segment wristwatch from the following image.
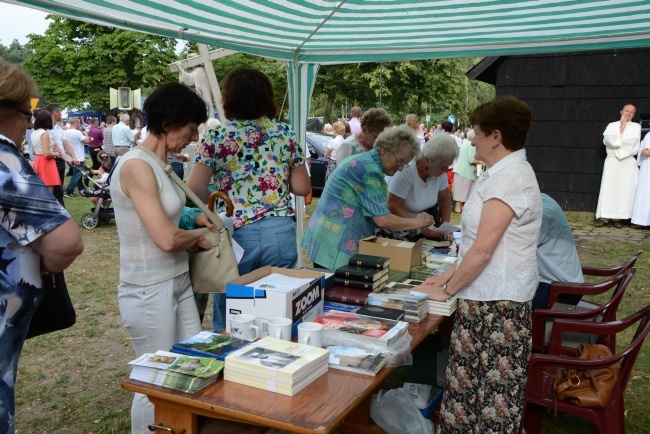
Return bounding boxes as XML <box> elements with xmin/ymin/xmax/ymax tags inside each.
<box><xmin>441</xmin><ymin>283</ymin><xmax>452</xmax><ymax>298</ymax></box>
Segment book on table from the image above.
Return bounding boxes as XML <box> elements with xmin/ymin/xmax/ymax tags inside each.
<box><xmin>326</xmin><ymin>346</ymin><xmax>391</xmax><ymax>376</ymax></box>
<box><xmin>224</xmin><ymin>336</ymin><xmax>330</xmax><ymax>382</ymax></box>
<box><xmin>325</xmin><ymin>285</ymin><xmax>370</xmax><ymax>306</ymax></box>
<box><xmin>171</xmin><ymin>331</ymin><xmax>252</xmax><ymax>360</ymax></box>
<box><xmin>366</xmin><ymin>283</ymin><xmax>429</xmax><ymax>323</ymax></box>
<box><xmin>324</xmin><ymin>301</ymin><xmax>361</xmax><ymax>313</ymax></box>
<box><xmin>223</xmin><ymin>363</ymin><xmax>329</xmax><ymax>396</ymax></box>
<box><xmin>334</xmin><ymin>265</ymin><xmax>389</xmax><ymax>282</ymax></box>
<box><xmin>347</xmin><ymin>254</ymin><xmax>390</xmax><ymax>270</ymax></box>
<box><xmin>128</xmin><ymin>350</ymin><xmax>224</xmax><ymax>394</ymax></box>
<box><xmin>333</xmin><ymin>273</ymin><xmax>388</xmax><ymax>290</ymax></box>
<box><xmin>427</xmin><ymin>296</ymin><xmax>458</xmax><ymax>316</ymax></box>
<box><xmin>356</xmin><ymin>305</ymin><xmax>405</xmax><ymax>321</ymax></box>
<box><xmin>314</xmin><ymin>311</ymin><xmax>409</xmax><ymax>347</ymax></box>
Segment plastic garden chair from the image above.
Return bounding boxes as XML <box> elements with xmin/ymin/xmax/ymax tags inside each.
<box><xmin>521</xmin><ymin>305</ymin><xmax>650</xmax><ymax>434</ymax></box>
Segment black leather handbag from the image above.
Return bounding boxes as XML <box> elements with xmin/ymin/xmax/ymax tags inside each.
<box><xmin>26</xmin><ymin>271</ymin><xmax>76</xmax><ymax>339</ymax></box>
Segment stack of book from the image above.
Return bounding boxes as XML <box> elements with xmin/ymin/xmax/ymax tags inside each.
<box><xmin>129</xmin><ymin>350</ymin><xmax>224</xmax><ymax>394</ymax></box>
<box><xmin>324</xmin><ymin>301</ymin><xmax>361</xmax><ymax>313</ymax></box>
<box><xmin>224</xmin><ymin>337</ymin><xmax>329</xmax><ymax>396</ymax></box>
<box><xmin>325</xmin><ymin>285</ymin><xmax>371</xmax><ymax>307</ymax></box>
<box><xmin>334</xmin><ymin>254</ymin><xmax>390</xmax><ymax>291</ymax></box>
<box><xmin>428</xmin><ymin>296</ymin><xmax>458</xmax><ymax>316</ymax></box>
<box><xmin>314</xmin><ymin>311</ymin><xmax>409</xmax><ymax>348</ymax></box>
<box><xmin>366</xmin><ymin>282</ymin><xmax>429</xmax><ymax>322</ymax></box>
<box><xmin>326</xmin><ymin>346</ymin><xmax>391</xmax><ymax>376</ymax></box>
<box><xmin>171</xmin><ymin>331</ymin><xmax>252</xmax><ymax>361</ymax></box>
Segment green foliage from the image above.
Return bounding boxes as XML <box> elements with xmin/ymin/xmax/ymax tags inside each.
<box><xmin>23</xmin><ymin>16</ymin><xmax>178</xmax><ymax>114</ymax></box>
<box><xmin>0</xmin><ymin>39</ymin><xmax>30</xmax><ymax>64</ymax></box>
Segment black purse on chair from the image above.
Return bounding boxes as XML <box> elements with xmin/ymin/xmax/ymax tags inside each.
<box><xmin>26</xmin><ymin>271</ymin><xmax>76</xmax><ymax>339</ymax></box>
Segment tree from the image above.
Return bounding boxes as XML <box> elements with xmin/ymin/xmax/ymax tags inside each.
<box><xmin>23</xmin><ymin>16</ymin><xmax>178</xmax><ymax>114</ymax></box>
<box><xmin>0</xmin><ymin>39</ymin><xmax>30</xmax><ymax>64</ymax></box>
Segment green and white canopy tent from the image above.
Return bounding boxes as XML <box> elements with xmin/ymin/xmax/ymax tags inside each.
<box><xmin>7</xmin><ymin>0</ymin><xmax>650</xmax><ymax>261</ymax></box>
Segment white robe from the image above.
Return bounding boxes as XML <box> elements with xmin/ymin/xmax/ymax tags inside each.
<box><xmin>632</xmin><ymin>132</ymin><xmax>650</xmax><ymax>225</ymax></box>
<box><xmin>595</xmin><ymin>121</ymin><xmax>640</xmax><ymax>220</ymax></box>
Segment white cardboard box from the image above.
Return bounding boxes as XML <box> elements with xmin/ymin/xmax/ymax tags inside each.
<box><xmin>225</xmin><ymin>266</ymin><xmax>325</xmax><ymax>338</ymax></box>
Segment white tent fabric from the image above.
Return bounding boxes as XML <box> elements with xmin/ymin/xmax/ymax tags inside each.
<box><xmin>8</xmin><ymin>0</ymin><xmax>650</xmax><ymax>264</ymax></box>
<box><xmin>7</xmin><ymin>0</ymin><xmax>650</xmax><ymax>64</ymax></box>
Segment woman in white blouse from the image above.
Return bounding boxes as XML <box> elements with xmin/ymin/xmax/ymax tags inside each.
<box><xmin>415</xmin><ymin>96</ymin><xmax>542</xmax><ymax>433</ymax></box>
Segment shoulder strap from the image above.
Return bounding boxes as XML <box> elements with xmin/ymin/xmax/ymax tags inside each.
<box><xmin>136</xmin><ymin>146</ymin><xmax>225</xmax><ymax>231</ymax></box>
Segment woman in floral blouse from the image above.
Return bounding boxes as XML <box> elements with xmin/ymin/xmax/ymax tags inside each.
<box><xmin>187</xmin><ymin>68</ymin><xmax>310</xmax><ymax>332</ymax></box>
<box><xmin>301</xmin><ymin>125</ymin><xmax>433</xmax><ymax>270</ymax></box>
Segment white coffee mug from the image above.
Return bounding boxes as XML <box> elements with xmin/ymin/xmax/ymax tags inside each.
<box><xmin>267</xmin><ymin>317</ymin><xmax>293</xmax><ymax>341</ymax></box>
<box><xmin>230</xmin><ymin>314</ymin><xmax>259</xmax><ymax>341</ymax></box>
<box><xmin>298</xmin><ymin>322</ymin><xmax>323</xmax><ymax>348</ymax></box>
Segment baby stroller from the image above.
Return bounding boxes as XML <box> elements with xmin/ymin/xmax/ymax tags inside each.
<box><xmin>70</xmin><ymin>163</ymin><xmax>115</xmax><ymax>229</ymax></box>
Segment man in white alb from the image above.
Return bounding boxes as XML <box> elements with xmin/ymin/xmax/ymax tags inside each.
<box><xmin>595</xmin><ymin>104</ymin><xmax>640</xmax><ymax>228</ymax></box>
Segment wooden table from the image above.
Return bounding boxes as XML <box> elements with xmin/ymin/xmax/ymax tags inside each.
<box><xmin>121</xmin><ymin>314</ymin><xmax>445</xmax><ymax>434</ymax></box>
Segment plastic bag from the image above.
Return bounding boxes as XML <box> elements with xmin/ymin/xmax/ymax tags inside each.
<box><xmin>370</xmin><ymin>388</ymin><xmax>435</xmax><ymax>434</ymax></box>
<box><xmin>321</xmin><ymin>328</ymin><xmax>413</xmax><ymax>367</ymax></box>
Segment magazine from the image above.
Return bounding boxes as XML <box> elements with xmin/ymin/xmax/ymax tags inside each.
<box><xmin>171</xmin><ymin>331</ymin><xmax>251</xmax><ymax>360</ymax></box>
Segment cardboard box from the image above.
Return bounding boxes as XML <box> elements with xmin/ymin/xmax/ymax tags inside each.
<box><xmin>226</xmin><ymin>266</ymin><xmax>325</xmax><ymax>338</ymax></box>
<box><xmin>359</xmin><ymin>236</ymin><xmax>423</xmax><ymax>272</ymax></box>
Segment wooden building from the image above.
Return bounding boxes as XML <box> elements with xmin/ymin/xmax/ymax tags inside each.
<box><xmin>467</xmin><ymin>49</ymin><xmax>650</xmax><ymax>211</ymax></box>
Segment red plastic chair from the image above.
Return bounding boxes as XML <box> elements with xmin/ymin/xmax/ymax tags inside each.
<box><xmin>521</xmin><ymin>305</ymin><xmax>650</xmax><ymax>434</ymax></box>
<box><xmin>532</xmin><ymin>270</ymin><xmax>635</xmax><ymax>355</ymax></box>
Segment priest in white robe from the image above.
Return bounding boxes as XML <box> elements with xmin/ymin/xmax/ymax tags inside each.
<box><xmin>632</xmin><ymin>131</ymin><xmax>650</xmax><ymax>227</ymax></box>
<box><xmin>595</xmin><ymin>104</ymin><xmax>640</xmax><ymax>228</ymax></box>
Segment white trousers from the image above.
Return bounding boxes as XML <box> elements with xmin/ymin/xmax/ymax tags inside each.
<box><xmin>118</xmin><ymin>271</ymin><xmax>201</xmax><ymax>434</ymax></box>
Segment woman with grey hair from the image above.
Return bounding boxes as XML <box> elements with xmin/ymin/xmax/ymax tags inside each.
<box><xmin>377</xmin><ymin>133</ymin><xmax>458</xmax><ymax>241</ymax></box>
<box><xmin>452</xmin><ymin>129</ymin><xmax>483</xmax><ymax>213</ymax></box>
<box><xmin>302</xmin><ymin>125</ymin><xmax>434</xmax><ymax>270</ymax></box>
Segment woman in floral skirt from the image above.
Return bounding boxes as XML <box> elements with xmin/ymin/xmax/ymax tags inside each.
<box><xmin>415</xmin><ymin>96</ymin><xmax>542</xmax><ymax>433</ymax></box>
<box><xmin>301</xmin><ymin>125</ymin><xmax>433</xmax><ymax>270</ymax></box>
<box><xmin>187</xmin><ymin>68</ymin><xmax>311</xmax><ymax>332</ymax></box>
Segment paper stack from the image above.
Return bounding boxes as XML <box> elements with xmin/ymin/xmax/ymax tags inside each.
<box><xmin>129</xmin><ymin>350</ymin><xmax>224</xmax><ymax>394</ymax></box>
<box><xmin>224</xmin><ymin>337</ymin><xmax>329</xmax><ymax>396</ymax></box>
<box><xmin>171</xmin><ymin>331</ymin><xmax>252</xmax><ymax>361</ymax></box>
<box><xmin>366</xmin><ymin>282</ymin><xmax>429</xmax><ymax>323</ymax></box>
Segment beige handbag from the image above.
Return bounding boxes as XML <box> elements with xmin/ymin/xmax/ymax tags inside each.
<box><xmin>138</xmin><ymin>146</ymin><xmax>239</xmax><ymax>293</ymax></box>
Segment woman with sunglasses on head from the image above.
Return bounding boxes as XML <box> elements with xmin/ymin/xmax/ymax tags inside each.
<box><xmin>302</xmin><ymin>125</ymin><xmax>434</xmax><ymax>270</ymax></box>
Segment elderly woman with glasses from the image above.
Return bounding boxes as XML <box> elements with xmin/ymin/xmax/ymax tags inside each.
<box><xmin>0</xmin><ymin>59</ymin><xmax>83</xmax><ymax>433</ymax></box>
<box><xmin>302</xmin><ymin>125</ymin><xmax>434</xmax><ymax>270</ymax></box>
<box><xmin>377</xmin><ymin>133</ymin><xmax>459</xmax><ymax>242</ymax></box>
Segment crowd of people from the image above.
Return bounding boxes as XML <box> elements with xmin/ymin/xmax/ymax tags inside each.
<box><xmin>1</xmin><ymin>55</ymin><xmax>644</xmax><ymax>434</ymax></box>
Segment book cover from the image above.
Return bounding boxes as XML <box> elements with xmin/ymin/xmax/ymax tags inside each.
<box><xmin>171</xmin><ymin>331</ymin><xmax>252</xmax><ymax>360</ymax></box>
<box><xmin>224</xmin><ymin>363</ymin><xmax>328</xmax><ymax>396</ymax></box>
<box><xmin>333</xmin><ymin>274</ymin><xmax>388</xmax><ymax>290</ymax></box>
<box><xmin>324</xmin><ymin>286</ymin><xmax>370</xmax><ymax>306</ymax></box>
<box><xmin>373</xmin><ymin>283</ymin><xmax>429</xmax><ymax>301</ymax></box>
<box><xmin>225</xmin><ymin>336</ymin><xmax>329</xmax><ymax>381</ymax></box>
<box><xmin>356</xmin><ymin>305</ymin><xmax>405</xmax><ymax>321</ymax></box>
<box><xmin>347</xmin><ymin>254</ymin><xmax>390</xmax><ymax>270</ymax></box>
<box><xmin>129</xmin><ymin>369</ymin><xmax>218</xmax><ymax>394</ymax></box>
<box><xmin>314</xmin><ymin>311</ymin><xmax>408</xmax><ymax>346</ymax></box>
<box><xmin>327</xmin><ymin>346</ymin><xmax>391</xmax><ymax>376</ymax></box>
<box><xmin>334</xmin><ymin>266</ymin><xmax>389</xmax><ymax>282</ymax></box>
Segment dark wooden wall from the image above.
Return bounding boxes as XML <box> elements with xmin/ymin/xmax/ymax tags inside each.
<box><xmin>487</xmin><ymin>49</ymin><xmax>650</xmax><ymax>211</ymax></box>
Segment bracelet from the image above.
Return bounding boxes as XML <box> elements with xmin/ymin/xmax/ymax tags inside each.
<box><xmin>441</xmin><ymin>283</ymin><xmax>452</xmax><ymax>298</ymax></box>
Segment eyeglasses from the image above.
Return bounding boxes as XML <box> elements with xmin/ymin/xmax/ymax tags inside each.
<box><xmin>14</xmin><ymin>108</ymin><xmax>33</xmax><ymax>122</ymax></box>
<box><xmin>392</xmin><ymin>151</ymin><xmax>407</xmax><ymax>168</ymax></box>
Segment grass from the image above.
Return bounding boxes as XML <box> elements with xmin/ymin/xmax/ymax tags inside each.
<box><xmin>13</xmin><ymin>193</ymin><xmax>650</xmax><ymax>433</ymax></box>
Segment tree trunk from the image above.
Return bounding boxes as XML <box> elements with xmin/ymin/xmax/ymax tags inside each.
<box><xmin>323</xmin><ymin>91</ymin><xmax>337</xmax><ymax>125</ymax></box>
